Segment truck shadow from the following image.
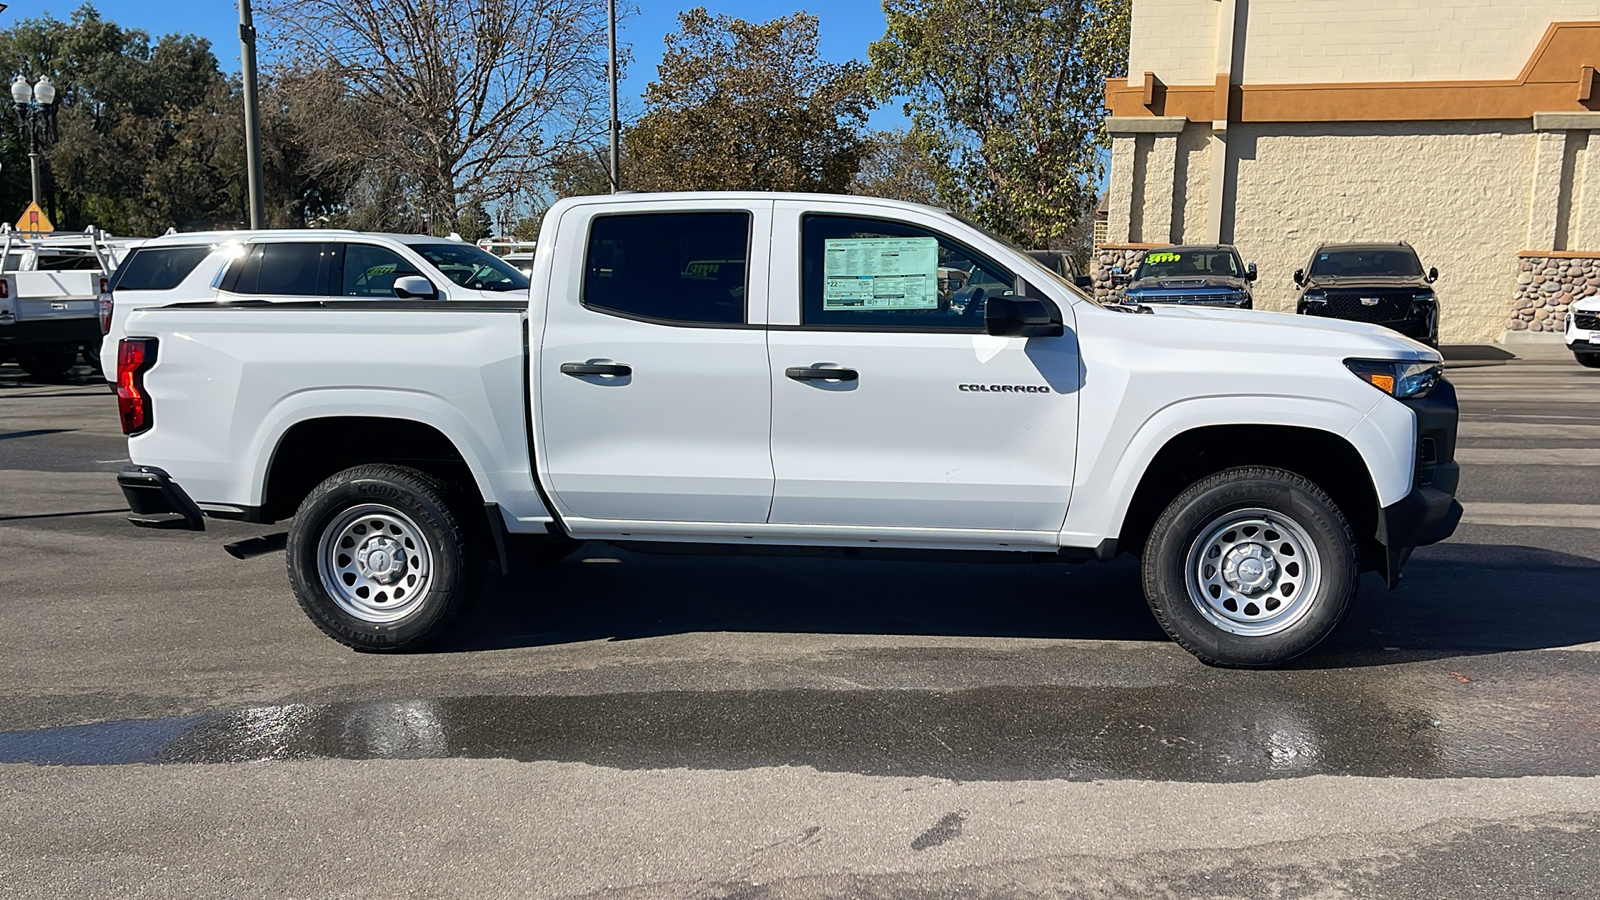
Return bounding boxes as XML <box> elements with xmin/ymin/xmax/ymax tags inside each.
<box><xmin>443</xmin><ymin>540</ymin><xmax>1600</xmax><ymax>667</ymax></box>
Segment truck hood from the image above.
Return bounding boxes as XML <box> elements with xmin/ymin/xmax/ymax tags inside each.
<box><xmin>1126</xmin><ymin>303</ymin><xmax>1440</xmax><ymax>360</ymax></box>
<box><xmin>1301</xmin><ymin>274</ymin><xmax>1431</xmax><ymax>291</ymax></box>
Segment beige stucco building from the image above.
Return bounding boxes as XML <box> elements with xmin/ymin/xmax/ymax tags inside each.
<box><xmin>1098</xmin><ymin>1</ymin><xmax>1600</xmax><ymax>343</ymax></box>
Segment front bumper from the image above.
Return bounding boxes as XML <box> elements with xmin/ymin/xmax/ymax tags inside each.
<box><xmin>1374</xmin><ymin>379</ymin><xmax>1461</xmax><ymax>587</ymax></box>
<box><xmin>118</xmin><ymin>465</ymin><xmax>206</xmax><ymax>530</ymax></box>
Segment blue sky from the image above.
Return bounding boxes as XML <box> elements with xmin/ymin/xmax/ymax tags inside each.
<box><xmin>12</xmin><ymin>1</ymin><xmax>908</xmax><ymax>128</ymax></box>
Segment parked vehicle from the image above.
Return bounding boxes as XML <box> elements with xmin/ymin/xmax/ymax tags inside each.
<box><xmin>1026</xmin><ymin>250</ymin><xmax>1094</xmax><ymax>290</ymax></box>
<box><xmin>1114</xmin><ymin>244</ymin><xmax>1257</xmax><ymax>308</ymax></box>
<box><xmin>0</xmin><ymin>226</ymin><xmax>139</xmax><ymax>377</ymax></box>
<box><xmin>100</xmin><ymin>230</ymin><xmax>530</xmax><ymax>378</ymax></box>
<box><xmin>1295</xmin><ymin>242</ymin><xmax>1440</xmax><ymax>346</ymax></box>
<box><xmin>113</xmin><ymin>192</ymin><xmax>1460</xmax><ymax>668</ymax></box>
<box><xmin>1567</xmin><ymin>296</ymin><xmax>1600</xmax><ymax>368</ymax></box>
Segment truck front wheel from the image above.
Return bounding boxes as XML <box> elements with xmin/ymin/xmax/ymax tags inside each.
<box><xmin>1141</xmin><ymin>466</ymin><xmax>1358</xmax><ymax>668</ymax></box>
<box><xmin>287</xmin><ymin>464</ymin><xmax>483</xmax><ymax>652</ymax></box>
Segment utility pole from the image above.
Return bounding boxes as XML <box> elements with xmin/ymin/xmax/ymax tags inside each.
<box><xmin>607</xmin><ymin>0</ymin><xmax>619</xmax><ymax>193</ymax></box>
<box><xmin>239</xmin><ymin>0</ymin><xmax>266</xmax><ymax>228</ymax></box>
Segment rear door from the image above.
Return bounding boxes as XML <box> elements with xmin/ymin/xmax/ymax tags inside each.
<box><xmin>536</xmin><ymin>200</ymin><xmax>775</xmax><ymax>525</ymax></box>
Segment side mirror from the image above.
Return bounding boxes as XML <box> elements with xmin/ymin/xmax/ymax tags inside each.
<box><xmin>1293</xmin><ymin>268</ymin><xmax>1304</xmax><ymax>286</ymax></box>
<box><xmin>1073</xmin><ymin>275</ymin><xmax>1094</xmax><ymax>290</ymax></box>
<box><xmin>1427</xmin><ymin>266</ymin><xmax>1438</xmax><ymax>283</ymax></box>
<box><xmin>1246</xmin><ymin>262</ymin><xmax>1258</xmax><ymax>282</ymax></box>
<box><xmin>1110</xmin><ymin>268</ymin><xmax>1130</xmax><ymax>286</ymax></box>
<box><xmin>986</xmin><ymin>294</ymin><xmax>1064</xmax><ymax>338</ymax></box>
<box><xmin>393</xmin><ymin>275</ymin><xmax>438</xmax><ymax>300</ymax></box>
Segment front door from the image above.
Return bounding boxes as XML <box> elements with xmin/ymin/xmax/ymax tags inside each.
<box><xmin>766</xmin><ymin>206</ymin><xmax>1079</xmax><ymax>534</ymax></box>
<box><xmin>537</xmin><ymin>201</ymin><xmax>776</xmax><ymax>525</ymax></box>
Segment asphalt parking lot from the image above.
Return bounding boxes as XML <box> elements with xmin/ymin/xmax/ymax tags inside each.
<box><xmin>3</xmin><ymin>346</ymin><xmax>1600</xmax><ymax>899</ymax></box>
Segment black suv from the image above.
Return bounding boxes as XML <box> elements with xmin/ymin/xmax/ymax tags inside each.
<box><xmin>1294</xmin><ymin>242</ymin><xmax>1439</xmax><ymax>346</ymax></box>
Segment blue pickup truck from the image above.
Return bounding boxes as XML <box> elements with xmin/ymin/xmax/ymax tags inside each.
<box><xmin>1115</xmin><ymin>244</ymin><xmax>1257</xmax><ymax>308</ymax></box>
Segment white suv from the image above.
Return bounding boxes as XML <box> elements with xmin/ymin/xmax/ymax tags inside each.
<box><xmin>1566</xmin><ymin>296</ymin><xmax>1600</xmax><ymax>368</ymax></box>
<box><xmin>101</xmin><ymin>230</ymin><xmax>532</xmax><ymax>379</ymax></box>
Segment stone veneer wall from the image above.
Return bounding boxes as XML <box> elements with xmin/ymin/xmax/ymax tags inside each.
<box><xmin>1091</xmin><ymin>246</ymin><xmax>1156</xmax><ymax>301</ymax></box>
<box><xmin>1507</xmin><ymin>255</ymin><xmax>1600</xmax><ymax>333</ymax></box>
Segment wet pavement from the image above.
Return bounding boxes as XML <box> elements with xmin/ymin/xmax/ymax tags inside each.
<box><xmin>4</xmin><ymin>347</ymin><xmax>1600</xmax><ymax>898</ymax></box>
<box><xmin>5</xmin><ymin>651</ymin><xmax>1600</xmax><ymax>782</ymax></box>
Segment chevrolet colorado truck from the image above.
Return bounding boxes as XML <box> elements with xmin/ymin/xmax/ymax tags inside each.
<box><xmin>112</xmin><ymin>192</ymin><xmax>1461</xmax><ymax>667</ymax></box>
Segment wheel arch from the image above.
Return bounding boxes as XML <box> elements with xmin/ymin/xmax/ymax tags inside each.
<box><xmin>258</xmin><ymin>415</ymin><xmax>488</xmax><ymax>524</ymax></box>
<box><xmin>1115</xmin><ymin>424</ymin><xmax>1384</xmax><ymax>571</ymax></box>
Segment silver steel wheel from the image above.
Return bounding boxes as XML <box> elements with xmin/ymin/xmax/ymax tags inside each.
<box><xmin>1184</xmin><ymin>507</ymin><xmax>1322</xmax><ymax>637</ymax></box>
<box><xmin>315</xmin><ymin>503</ymin><xmax>434</xmax><ymax>624</ymax></box>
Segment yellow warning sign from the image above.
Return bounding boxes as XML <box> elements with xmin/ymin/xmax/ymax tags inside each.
<box><xmin>16</xmin><ymin>201</ymin><xmax>53</xmax><ymax>235</ymax></box>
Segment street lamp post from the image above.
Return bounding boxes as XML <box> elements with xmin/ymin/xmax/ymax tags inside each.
<box><xmin>11</xmin><ymin>75</ymin><xmax>58</xmax><ymax>209</ymax></box>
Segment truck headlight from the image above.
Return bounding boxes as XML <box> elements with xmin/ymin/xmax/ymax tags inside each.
<box><xmin>1344</xmin><ymin>359</ymin><xmax>1441</xmax><ymax>398</ymax></box>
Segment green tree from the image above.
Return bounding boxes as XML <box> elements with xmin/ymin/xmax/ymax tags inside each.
<box><xmin>512</xmin><ymin>213</ymin><xmax>542</xmax><ymax>242</ymax></box>
<box><xmin>0</xmin><ymin>4</ymin><xmax>343</xmax><ymax>233</ymax></box>
<box><xmin>870</xmin><ymin>0</ymin><xmax>1130</xmax><ymax>248</ymax></box>
<box><xmin>852</xmin><ymin>129</ymin><xmax>943</xmax><ymax>206</ymax></box>
<box><xmin>458</xmin><ymin>199</ymin><xmax>493</xmax><ymax>242</ymax></box>
<box><xmin>625</xmin><ymin>8</ymin><xmax>873</xmax><ymax>193</ymax></box>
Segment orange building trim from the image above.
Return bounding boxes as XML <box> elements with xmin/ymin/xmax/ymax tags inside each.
<box><xmin>1106</xmin><ymin>21</ymin><xmax>1600</xmax><ymax>123</ymax></box>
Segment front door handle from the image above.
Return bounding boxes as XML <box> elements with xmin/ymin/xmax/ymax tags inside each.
<box><xmin>786</xmin><ymin>366</ymin><xmax>858</xmax><ymax>382</ymax></box>
<box><xmin>561</xmin><ymin>362</ymin><xmax>632</xmax><ymax>378</ymax></box>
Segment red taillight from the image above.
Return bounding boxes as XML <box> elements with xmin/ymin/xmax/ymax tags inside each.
<box><xmin>0</xmin><ymin>278</ymin><xmax>8</xmax><ymax>298</ymax></box>
<box><xmin>99</xmin><ymin>289</ymin><xmax>113</xmax><ymax>334</ymax></box>
<box><xmin>117</xmin><ymin>338</ymin><xmax>157</xmax><ymax>435</ymax></box>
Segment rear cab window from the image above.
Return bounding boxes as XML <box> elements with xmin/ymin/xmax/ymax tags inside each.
<box><xmin>109</xmin><ymin>246</ymin><xmax>214</xmax><ymax>292</ymax></box>
<box><xmin>582</xmin><ymin>212</ymin><xmax>751</xmax><ymax>325</ymax></box>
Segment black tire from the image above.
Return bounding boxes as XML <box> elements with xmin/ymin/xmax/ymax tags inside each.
<box><xmin>286</xmin><ymin>464</ymin><xmax>484</xmax><ymax>652</ymax></box>
<box><xmin>1141</xmin><ymin>466</ymin><xmax>1359</xmax><ymax>668</ymax></box>
<box><xmin>17</xmin><ymin>351</ymin><xmax>76</xmax><ymax>380</ymax></box>
<box><xmin>80</xmin><ymin>347</ymin><xmax>103</xmax><ymax>375</ymax></box>
<box><xmin>1576</xmin><ymin>354</ymin><xmax>1600</xmax><ymax>369</ymax></box>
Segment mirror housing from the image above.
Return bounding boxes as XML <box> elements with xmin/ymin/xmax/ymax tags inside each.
<box><xmin>1073</xmin><ymin>274</ymin><xmax>1094</xmax><ymax>290</ymax></box>
<box><xmin>1427</xmin><ymin>266</ymin><xmax>1439</xmax><ymax>283</ymax></box>
<box><xmin>1246</xmin><ymin>262</ymin><xmax>1258</xmax><ymax>282</ymax></box>
<box><xmin>393</xmin><ymin>275</ymin><xmax>438</xmax><ymax>300</ymax></box>
<box><xmin>986</xmin><ymin>294</ymin><xmax>1064</xmax><ymax>338</ymax></box>
<box><xmin>1110</xmin><ymin>267</ymin><xmax>1131</xmax><ymax>286</ymax></box>
<box><xmin>1293</xmin><ymin>268</ymin><xmax>1305</xmax><ymax>286</ymax></box>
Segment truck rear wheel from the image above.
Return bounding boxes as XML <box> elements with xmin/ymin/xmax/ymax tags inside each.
<box><xmin>287</xmin><ymin>464</ymin><xmax>483</xmax><ymax>652</ymax></box>
<box><xmin>1141</xmin><ymin>466</ymin><xmax>1358</xmax><ymax>668</ymax></box>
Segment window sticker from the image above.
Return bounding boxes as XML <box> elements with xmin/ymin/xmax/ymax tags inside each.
<box><xmin>1144</xmin><ymin>251</ymin><xmax>1181</xmax><ymax>264</ymax></box>
<box><xmin>823</xmin><ymin>237</ymin><xmax>938</xmax><ymax>310</ymax></box>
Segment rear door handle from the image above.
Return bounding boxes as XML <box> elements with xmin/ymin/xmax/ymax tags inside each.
<box><xmin>561</xmin><ymin>362</ymin><xmax>632</xmax><ymax>377</ymax></box>
<box><xmin>786</xmin><ymin>366</ymin><xmax>858</xmax><ymax>382</ymax></box>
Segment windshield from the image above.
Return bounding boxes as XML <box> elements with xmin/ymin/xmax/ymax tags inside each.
<box><xmin>1309</xmin><ymin>248</ymin><xmax>1422</xmax><ymax>278</ymax></box>
<box><xmin>412</xmin><ymin>243</ymin><xmax>531</xmax><ymax>292</ymax></box>
<box><xmin>1135</xmin><ymin>249</ymin><xmax>1239</xmax><ymax>279</ymax></box>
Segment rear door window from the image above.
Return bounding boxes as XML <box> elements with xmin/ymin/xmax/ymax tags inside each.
<box><xmin>582</xmin><ymin>212</ymin><xmax>750</xmax><ymax>325</ymax></box>
<box><xmin>109</xmin><ymin>246</ymin><xmax>213</xmax><ymax>291</ymax></box>
<box><xmin>224</xmin><ymin>243</ymin><xmax>334</xmax><ymax>296</ymax></box>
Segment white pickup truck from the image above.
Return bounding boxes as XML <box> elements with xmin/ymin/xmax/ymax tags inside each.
<box><xmin>113</xmin><ymin>192</ymin><xmax>1461</xmax><ymax>667</ymax></box>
